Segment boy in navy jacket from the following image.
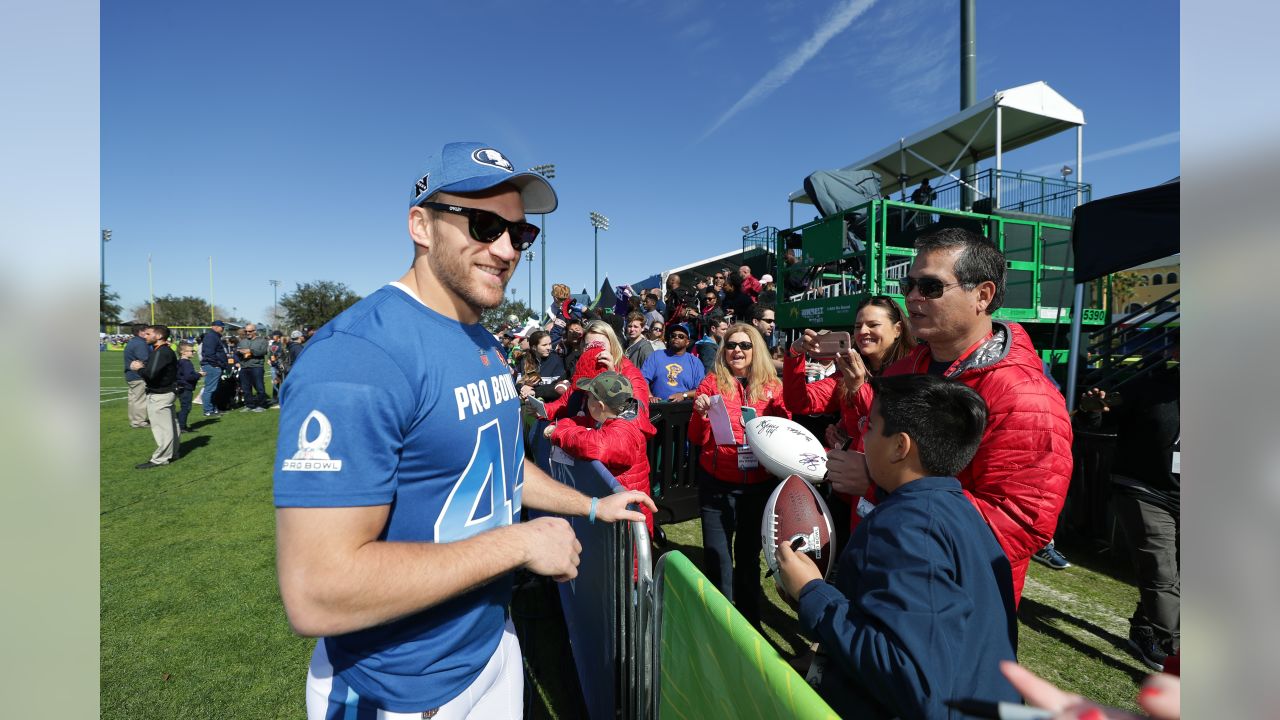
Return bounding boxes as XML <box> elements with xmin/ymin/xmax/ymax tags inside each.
<box><xmin>776</xmin><ymin>374</ymin><xmax>1018</xmax><ymax>719</ymax></box>
<box><xmin>175</xmin><ymin>342</ymin><xmax>202</xmax><ymax>432</ymax></box>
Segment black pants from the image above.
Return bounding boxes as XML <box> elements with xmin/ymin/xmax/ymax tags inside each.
<box><xmin>240</xmin><ymin>366</ymin><xmax>267</xmax><ymax>408</ymax></box>
<box><xmin>176</xmin><ymin>388</ymin><xmax>194</xmax><ymax>430</ymax></box>
<box><xmin>1114</xmin><ymin>486</ymin><xmax>1180</xmax><ymax>652</ymax></box>
<box><xmin>698</xmin><ymin>467</ymin><xmax>773</xmax><ymax>626</ymax></box>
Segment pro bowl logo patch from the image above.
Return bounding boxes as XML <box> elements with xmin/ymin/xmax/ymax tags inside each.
<box><xmin>471</xmin><ymin>148</ymin><xmax>514</xmax><ymax>173</ymax></box>
<box><xmin>282</xmin><ymin>410</ymin><xmax>343</xmax><ymax>472</ymax></box>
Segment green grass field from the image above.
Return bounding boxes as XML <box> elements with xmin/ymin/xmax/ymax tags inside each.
<box><xmin>100</xmin><ymin>351</ymin><xmax>1149</xmax><ymax>717</ymax></box>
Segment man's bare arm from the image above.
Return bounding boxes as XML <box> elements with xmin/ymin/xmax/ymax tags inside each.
<box><xmin>275</xmin><ymin>505</ymin><xmax>580</xmax><ymax>637</ymax></box>
<box><xmin>521</xmin><ymin>458</ymin><xmax>655</xmax><ymax>522</ymax></box>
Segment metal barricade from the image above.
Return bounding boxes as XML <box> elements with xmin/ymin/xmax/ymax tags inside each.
<box><xmin>615</xmin><ymin>517</ymin><xmax>654</xmax><ymax>720</ymax></box>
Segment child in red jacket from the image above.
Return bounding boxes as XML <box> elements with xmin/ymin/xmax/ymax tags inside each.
<box><xmin>546</xmin><ymin>371</ymin><xmax>654</xmax><ymax>533</ymax></box>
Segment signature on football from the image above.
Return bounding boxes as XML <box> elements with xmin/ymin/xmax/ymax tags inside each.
<box><xmin>798</xmin><ymin>453</ymin><xmax>825</xmax><ymax>472</ymax></box>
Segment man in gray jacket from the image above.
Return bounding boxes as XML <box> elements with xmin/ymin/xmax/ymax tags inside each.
<box><xmin>237</xmin><ymin>323</ymin><xmax>270</xmax><ymax>411</ymax></box>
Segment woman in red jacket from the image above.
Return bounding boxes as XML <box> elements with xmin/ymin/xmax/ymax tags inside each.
<box><xmin>688</xmin><ymin>323</ymin><xmax>790</xmax><ymax>627</ymax></box>
<box><xmin>546</xmin><ymin>371</ymin><xmax>654</xmax><ymax>532</ymax></box>
<box><xmin>782</xmin><ymin>296</ymin><xmax>916</xmax><ymax>534</ymax></box>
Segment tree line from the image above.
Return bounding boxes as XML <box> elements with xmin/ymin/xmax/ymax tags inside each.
<box><xmin>101</xmin><ymin>280</ymin><xmax>363</xmax><ymax>330</ymax></box>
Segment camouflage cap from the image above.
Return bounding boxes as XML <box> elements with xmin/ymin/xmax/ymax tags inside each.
<box><xmin>575</xmin><ymin>371</ymin><xmax>634</xmax><ymax>412</ymax></box>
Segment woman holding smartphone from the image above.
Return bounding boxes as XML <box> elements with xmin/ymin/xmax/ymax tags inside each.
<box><xmin>688</xmin><ymin>323</ymin><xmax>790</xmax><ymax>628</ymax></box>
<box><xmin>781</xmin><ymin>295</ymin><xmax>916</xmax><ymax>533</ymax></box>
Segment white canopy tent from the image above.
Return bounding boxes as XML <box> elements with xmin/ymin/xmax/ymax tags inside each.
<box><xmin>787</xmin><ymin>81</ymin><xmax>1085</xmax><ymax>221</ymax></box>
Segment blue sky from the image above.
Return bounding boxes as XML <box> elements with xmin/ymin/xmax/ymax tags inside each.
<box><xmin>103</xmin><ymin>0</ymin><xmax>1178</xmax><ymax>323</ymax></box>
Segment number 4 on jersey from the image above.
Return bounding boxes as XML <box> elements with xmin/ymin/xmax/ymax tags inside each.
<box><xmin>434</xmin><ymin>420</ymin><xmax>523</xmax><ymax>543</ymax></box>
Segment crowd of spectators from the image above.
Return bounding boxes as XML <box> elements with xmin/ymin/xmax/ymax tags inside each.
<box><xmin>487</xmin><ymin>227</ymin><xmax>1178</xmax><ymax>718</ymax></box>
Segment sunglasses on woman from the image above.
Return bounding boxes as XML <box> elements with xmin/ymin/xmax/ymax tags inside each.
<box><xmin>724</xmin><ymin>340</ymin><xmax>753</xmax><ymax>351</ymax></box>
<box><xmin>899</xmin><ymin>275</ymin><xmax>967</xmax><ymax>299</ymax></box>
<box><xmin>418</xmin><ymin>202</ymin><xmax>540</xmax><ymax>252</ymax></box>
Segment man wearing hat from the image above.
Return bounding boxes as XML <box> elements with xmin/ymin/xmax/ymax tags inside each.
<box><xmin>198</xmin><ymin>320</ymin><xmax>229</xmax><ymax>416</ymax></box>
<box><xmin>273</xmin><ymin>141</ymin><xmax>655</xmax><ymax>719</ymax></box>
<box><xmin>640</xmin><ymin>322</ymin><xmax>705</xmax><ymax>401</ymax></box>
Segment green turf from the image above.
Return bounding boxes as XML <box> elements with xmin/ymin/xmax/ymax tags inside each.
<box><xmin>101</xmin><ymin>351</ymin><xmax>1148</xmax><ymax>717</ymax></box>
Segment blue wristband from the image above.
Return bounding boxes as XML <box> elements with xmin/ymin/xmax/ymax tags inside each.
<box><xmin>589</xmin><ymin>497</ymin><xmax>599</xmax><ymax>524</ymax></box>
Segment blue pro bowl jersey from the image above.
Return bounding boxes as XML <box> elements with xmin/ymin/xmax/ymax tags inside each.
<box><xmin>274</xmin><ymin>284</ymin><xmax>525</xmax><ymax>712</ymax></box>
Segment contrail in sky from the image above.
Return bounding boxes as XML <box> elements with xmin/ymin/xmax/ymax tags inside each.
<box><xmin>1029</xmin><ymin>131</ymin><xmax>1180</xmax><ymax>175</ymax></box>
<box><xmin>698</xmin><ymin>0</ymin><xmax>878</xmax><ymax>143</ymax></box>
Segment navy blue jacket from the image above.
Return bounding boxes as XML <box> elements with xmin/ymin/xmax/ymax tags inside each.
<box><xmin>176</xmin><ymin>358</ymin><xmax>201</xmax><ymax>391</ymax></box>
<box><xmin>797</xmin><ymin>476</ymin><xmax>1019</xmax><ymax>720</ymax></box>
<box><xmin>123</xmin><ymin>336</ymin><xmax>151</xmax><ymax>382</ymax></box>
<box><xmin>200</xmin><ymin>330</ymin><xmax>229</xmax><ymax>369</ymax></box>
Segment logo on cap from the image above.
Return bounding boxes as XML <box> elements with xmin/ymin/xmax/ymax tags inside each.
<box><xmin>472</xmin><ymin>148</ymin><xmax>514</xmax><ymax>173</ymax></box>
<box><xmin>415</xmin><ymin>173</ymin><xmax>430</xmax><ymax>196</ymax></box>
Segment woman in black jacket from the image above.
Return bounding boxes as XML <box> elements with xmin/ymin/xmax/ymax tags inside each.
<box><xmin>518</xmin><ymin>330</ymin><xmax>568</xmax><ymax>401</ymax></box>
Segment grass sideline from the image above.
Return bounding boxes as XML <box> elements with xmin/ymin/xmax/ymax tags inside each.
<box><xmin>101</xmin><ymin>352</ymin><xmax>1148</xmax><ymax>717</ymax></box>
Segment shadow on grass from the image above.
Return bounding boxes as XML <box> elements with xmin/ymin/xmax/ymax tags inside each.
<box><xmin>1052</xmin><ymin>533</ymin><xmax>1138</xmax><ymax>587</ymax></box>
<box><xmin>178</xmin><ymin>434</ymin><xmax>212</xmax><ymax>458</ymax></box>
<box><xmin>188</xmin><ymin>417</ymin><xmax>220</xmax><ymax>431</ymax></box>
<box><xmin>1017</xmin><ymin>598</ymin><xmax>1147</xmax><ymax>683</ymax></box>
<box><xmin>511</xmin><ymin>576</ymin><xmax>588</xmax><ymax>720</ymax></box>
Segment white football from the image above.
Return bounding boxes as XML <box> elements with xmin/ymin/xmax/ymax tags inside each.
<box><xmin>744</xmin><ymin>416</ymin><xmax>828</xmax><ymax>483</ymax></box>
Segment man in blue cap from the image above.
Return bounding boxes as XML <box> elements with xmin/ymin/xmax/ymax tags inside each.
<box><xmin>273</xmin><ymin>142</ymin><xmax>655</xmax><ymax>719</ymax></box>
<box><xmin>198</xmin><ymin>320</ymin><xmax>228</xmax><ymax>416</ymax></box>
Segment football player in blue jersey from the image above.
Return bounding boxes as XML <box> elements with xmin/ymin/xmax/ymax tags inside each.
<box><xmin>274</xmin><ymin>141</ymin><xmax>655</xmax><ymax>719</ymax></box>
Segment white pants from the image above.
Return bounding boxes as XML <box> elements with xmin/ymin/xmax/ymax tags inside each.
<box><xmin>306</xmin><ymin>619</ymin><xmax>522</xmax><ymax>719</ymax></box>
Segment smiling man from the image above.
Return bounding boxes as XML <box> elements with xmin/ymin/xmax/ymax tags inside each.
<box><xmin>273</xmin><ymin>141</ymin><xmax>654</xmax><ymax>719</ymax></box>
<box><xmin>824</xmin><ymin>227</ymin><xmax>1072</xmax><ymax>604</ymax></box>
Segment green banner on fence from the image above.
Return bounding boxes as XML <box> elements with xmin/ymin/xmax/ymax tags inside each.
<box><xmin>658</xmin><ymin>551</ymin><xmax>838</xmax><ymax>720</ymax></box>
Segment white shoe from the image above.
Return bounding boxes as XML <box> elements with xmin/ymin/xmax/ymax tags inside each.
<box><xmin>193</xmin><ymin>397</ymin><xmax>203</xmax><ymax>405</ymax></box>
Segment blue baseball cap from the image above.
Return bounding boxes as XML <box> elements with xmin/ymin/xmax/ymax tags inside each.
<box><xmin>410</xmin><ymin>141</ymin><xmax>557</xmax><ymax>214</ymax></box>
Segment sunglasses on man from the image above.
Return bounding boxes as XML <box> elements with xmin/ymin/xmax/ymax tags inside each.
<box><xmin>418</xmin><ymin>201</ymin><xmax>540</xmax><ymax>252</ymax></box>
<box><xmin>900</xmin><ymin>275</ymin><xmax>968</xmax><ymax>299</ymax></box>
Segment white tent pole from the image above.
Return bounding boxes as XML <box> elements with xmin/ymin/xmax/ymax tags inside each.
<box><xmin>995</xmin><ymin>106</ymin><xmax>1002</xmax><ymax>209</ymax></box>
<box><xmin>1065</xmin><ymin>125</ymin><xmax>1086</xmax><ymax>411</ymax></box>
<box><xmin>905</xmin><ymin>147</ymin><xmax>988</xmax><ymax>197</ymax></box>
<box><xmin>943</xmin><ymin>109</ymin><xmax>994</xmax><ymax>178</ymax></box>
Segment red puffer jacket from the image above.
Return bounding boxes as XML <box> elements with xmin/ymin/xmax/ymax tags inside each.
<box><xmin>850</xmin><ymin>321</ymin><xmax>1073</xmax><ymax>603</ymax></box>
<box><xmin>544</xmin><ymin>345</ymin><xmax>656</xmax><ymax>438</ymax></box>
<box><xmin>688</xmin><ymin>373</ymin><xmax>791</xmax><ymax>484</ymax></box>
<box><xmin>551</xmin><ymin>414</ymin><xmax>654</xmax><ymax>532</ymax></box>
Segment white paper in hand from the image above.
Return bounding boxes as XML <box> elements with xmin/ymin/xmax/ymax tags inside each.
<box><xmin>525</xmin><ymin>397</ymin><xmax>548</xmax><ymax>420</ymax></box>
<box><xmin>707</xmin><ymin>394</ymin><xmax>737</xmax><ymax>445</ymax></box>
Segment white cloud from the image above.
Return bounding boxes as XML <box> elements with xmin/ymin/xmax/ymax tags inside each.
<box><xmin>1027</xmin><ymin>131</ymin><xmax>1180</xmax><ymax>175</ymax></box>
<box><xmin>698</xmin><ymin>0</ymin><xmax>879</xmax><ymax>142</ymax></box>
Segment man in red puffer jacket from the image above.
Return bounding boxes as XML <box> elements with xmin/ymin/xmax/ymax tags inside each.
<box><xmin>547</xmin><ymin>371</ymin><xmax>654</xmax><ymax>532</ymax></box>
<box><xmin>824</xmin><ymin>228</ymin><xmax>1073</xmax><ymax>605</ymax></box>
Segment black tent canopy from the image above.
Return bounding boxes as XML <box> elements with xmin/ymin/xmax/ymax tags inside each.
<box><xmin>1065</xmin><ymin>178</ymin><xmax>1179</xmax><ymax>407</ymax></box>
<box><xmin>1072</xmin><ymin>178</ymin><xmax>1179</xmax><ymax>283</ymax></box>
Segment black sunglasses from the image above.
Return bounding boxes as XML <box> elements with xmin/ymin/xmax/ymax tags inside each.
<box><xmin>724</xmin><ymin>340</ymin><xmax>753</xmax><ymax>351</ymax></box>
<box><xmin>900</xmin><ymin>276</ymin><xmax>967</xmax><ymax>299</ymax></box>
<box><xmin>419</xmin><ymin>202</ymin><xmax>539</xmax><ymax>251</ymax></box>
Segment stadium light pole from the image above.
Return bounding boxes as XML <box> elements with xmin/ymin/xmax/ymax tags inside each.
<box><xmin>269</xmin><ymin>279</ymin><xmax>281</xmax><ymax>330</ymax></box>
<box><xmin>530</xmin><ymin>163</ymin><xmax>555</xmax><ymax>318</ymax></box>
<box><xmin>525</xmin><ymin>251</ymin><xmax>535</xmax><ymax>309</ymax></box>
<box><xmin>589</xmin><ymin>211</ymin><xmax>609</xmax><ymax>292</ymax></box>
<box><xmin>100</xmin><ymin>228</ymin><xmax>111</xmax><ymax>289</ymax></box>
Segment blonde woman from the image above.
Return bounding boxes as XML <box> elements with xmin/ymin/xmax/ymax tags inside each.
<box><xmin>687</xmin><ymin>323</ymin><xmax>790</xmax><ymax>627</ymax></box>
